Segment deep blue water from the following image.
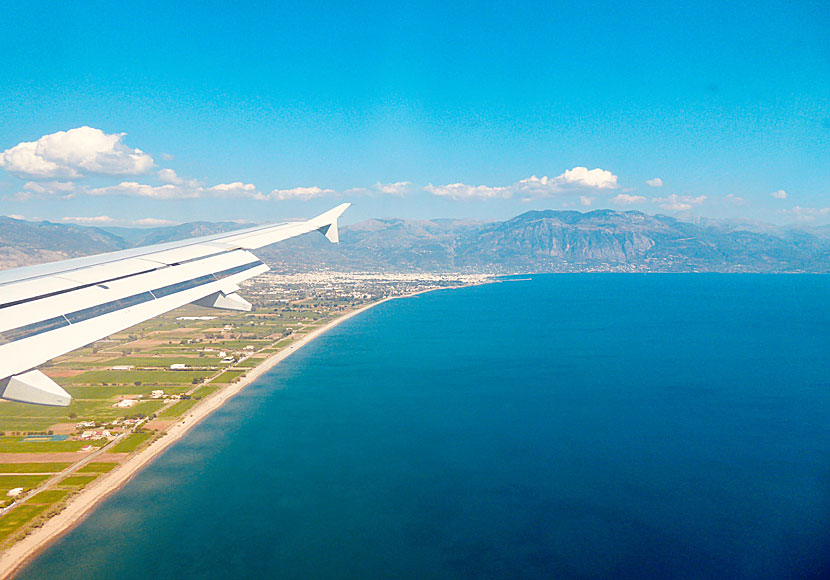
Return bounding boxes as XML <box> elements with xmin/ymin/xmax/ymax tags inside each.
<box><xmin>18</xmin><ymin>275</ymin><xmax>830</xmax><ymax>579</ymax></box>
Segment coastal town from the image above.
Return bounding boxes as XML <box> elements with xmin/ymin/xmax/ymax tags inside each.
<box><xmin>0</xmin><ymin>272</ymin><xmax>489</xmax><ymax>557</ymax></box>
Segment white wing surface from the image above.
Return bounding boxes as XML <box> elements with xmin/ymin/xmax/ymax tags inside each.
<box><xmin>0</xmin><ymin>203</ymin><xmax>350</xmax><ymax>406</ymax></box>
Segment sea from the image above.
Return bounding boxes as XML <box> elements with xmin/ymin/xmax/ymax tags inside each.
<box><xmin>18</xmin><ymin>274</ymin><xmax>830</xmax><ymax>580</ymax></box>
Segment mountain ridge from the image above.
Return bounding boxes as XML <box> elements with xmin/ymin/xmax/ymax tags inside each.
<box><xmin>1</xmin><ymin>210</ymin><xmax>828</xmax><ymax>273</ymax></box>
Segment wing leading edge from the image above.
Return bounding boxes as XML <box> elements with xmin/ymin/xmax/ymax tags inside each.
<box><xmin>0</xmin><ymin>203</ymin><xmax>350</xmax><ymax>406</ymax></box>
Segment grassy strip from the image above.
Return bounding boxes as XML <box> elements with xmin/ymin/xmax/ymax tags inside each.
<box><xmin>61</xmin><ymin>370</ymin><xmax>211</xmax><ymax>385</ymax></box>
<box><xmin>108</xmin><ymin>432</ymin><xmax>152</xmax><ymax>454</ymax></box>
<box><xmin>77</xmin><ymin>462</ymin><xmax>118</xmax><ymax>473</ymax></box>
<box><xmin>0</xmin><ymin>463</ymin><xmax>70</xmax><ymax>474</ymax></box>
<box><xmin>213</xmin><ymin>370</ymin><xmax>245</xmax><ymax>383</ymax></box>
<box><xmin>191</xmin><ymin>385</ymin><xmax>220</xmax><ymax>399</ymax></box>
<box><xmin>60</xmin><ymin>475</ymin><xmax>97</xmax><ymax>488</ymax></box>
<box><xmin>0</xmin><ymin>474</ymin><xmax>51</xmax><ymax>493</ymax></box>
<box><xmin>0</xmin><ymin>438</ymin><xmax>106</xmax><ymax>454</ymax></box>
<box><xmin>29</xmin><ymin>489</ymin><xmax>71</xmax><ymax>504</ymax></box>
<box><xmin>0</xmin><ymin>504</ymin><xmax>49</xmax><ymax>542</ymax></box>
<box><xmin>235</xmin><ymin>358</ymin><xmax>266</xmax><ymax>368</ymax></box>
<box><xmin>158</xmin><ymin>399</ymin><xmax>200</xmax><ymax>419</ymax></box>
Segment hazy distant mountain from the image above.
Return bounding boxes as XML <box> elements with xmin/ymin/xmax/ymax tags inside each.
<box><xmin>2</xmin><ymin>210</ymin><xmax>829</xmax><ymax>273</ymax></box>
<box><xmin>101</xmin><ymin>221</ymin><xmax>249</xmax><ymax>246</ymax></box>
<box><xmin>0</xmin><ymin>217</ymin><xmax>126</xmax><ymax>270</ymax></box>
<box><xmin>0</xmin><ymin>217</ymin><xmax>248</xmax><ymax>270</ymax></box>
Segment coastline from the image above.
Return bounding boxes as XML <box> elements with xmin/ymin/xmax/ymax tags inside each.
<box><xmin>0</xmin><ymin>291</ymin><xmax>418</xmax><ymax>579</ymax></box>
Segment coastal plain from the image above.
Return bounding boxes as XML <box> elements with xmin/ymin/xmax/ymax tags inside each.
<box><xmin>0</xmin><ymin>271</ymin><xmax>487</xmax><ymax>576</ymax></box>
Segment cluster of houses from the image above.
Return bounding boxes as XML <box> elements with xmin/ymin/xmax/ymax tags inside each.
<box><xmin>72</xmin><ymin>417</ymin><xmax>146</xmax><ymax>442</ymax></box>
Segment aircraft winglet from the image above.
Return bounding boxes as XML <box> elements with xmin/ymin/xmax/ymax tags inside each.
<box><xmin>310</xmin><ymin>202</ymin><xmax>350</xmax><ymax>244</ymax></box>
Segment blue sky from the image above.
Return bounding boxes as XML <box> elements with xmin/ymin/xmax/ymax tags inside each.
<box><xmin>0</xmin><ymin>0</ymin><xmax>827</xmax><ymax>226</ymax></box>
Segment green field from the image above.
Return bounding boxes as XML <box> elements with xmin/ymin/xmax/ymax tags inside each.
<box><xmin>0</xmin><ymin>504</ymin><xmax>49</xmax><ymax>542</ymax></box>
<box><xmin>191</xmin><ymin>385</ymin><xmax>221</xmax><ymax>399</ymax></box>
<box><xmin>213</xmin><ymin>370</ymin><xmax>246</xmax><ymax>383</ymax></box>
<box><xmin>108</xmin><ymin>432</ymin><xmax>152</xmax><ymax>454</ymax></box>
<box><xmin>0</xmin><ymin>463</ymin><xmax>70</xmax><ymax>474</ymax></box>
<box><xmin>77</xmin><ymin>462</ymin><xmax>118</xmax><ymax>473</ymax></box>
<box><xmin>60</xmin><ymin>475</ymin><xmax>97</xmax><ymax>488</ymax></box>
<box><xmin>158</xmin><ymin>399</ymin><xmax>200</xmax><ymax>419</ymax></box>
<box><xmin>0</xmin><ymin>474</ymin><xmax>51</xmax><ymax>496</ymax></box>
<box><xmin>0</xmin><ymin>438</ymin><xmax>106</xmax><ymax>454</ymax></box>
<box><xmin>236</xmin><ymin>357</ymin><xmax>267</xmax><ymax>368</ymax></box>
<box><xmin>60</xmin><ymin>370</ymin><xmax>210</xmax><ymax>385</ymax></box>
<box><xmin>29</xmin><ymin>489</ymin><xmax>71</xmax><ymax>504</ymax></box>
<box><xmin>98</xmin><ymin>356</ymin><xmax>222</xmax><ymax>368</ymax></box>
<box><xmin>66</xmin><ymin>385</ymin><xmax>191</xmax><ymax>400</ymax></box>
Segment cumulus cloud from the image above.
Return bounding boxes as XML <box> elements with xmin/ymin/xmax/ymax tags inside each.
<box><xmin>557</xmin><ymin>167</ymin><xmax>618</xmax><ymax>189</ymax></box>
<box><xmin>23</xmin><ymin>181</ymin><xmax>76</xmax><ymax>196</ymax></box>
<box><xmin>424</xmin><ymin>182</ymin><xmax>509</xmax><ymax>200</ymax></box>
<box><xmin>652</xmin><ymin>194</ymin><xmax>707</xmax><ymax>211</ymax></box>
<box><xmin>782</xmin><ymin>206</ymin><xmax>830</xmax><ymax>221</ymax></box>
<box><xmin>425</xmin><ymin>167</ymin><xmax>620</xmax><ymax>201</ymax></box>
<box><xmin>60</xmin><ymin>215</ymin><xmax>179</xmax><ymax>227</ymax></box>
<box><xmin>771</xmin><ymin>189</ymin><xmax>787</xmax><ymax>199</ymax></box>
<box><xmin>344</xmin><ymin>181</ymin><xmax>412</xmax><ymax>197</ymax></box>
<box><xmin>133</xmin><ymin>217</ymin><xmax>178</xmax><ymax>226</ymax></box>
<box><xmin>85</xmin><ymin>180</ymin><xmax>260</xmax><ymax>200</ymax></box>
<box><xmin>613</xmin><ymin>193</ymin><xmax>646</xmax><ymax>205</ymax></box>
<box><xmin>373</xmin><ymin>181</ymin><xmax>411</xmax><ymax>196</ymax></box>
<box><xmin>579</xmin><ymin>196</ymin><xmax>594</xmax><ymax>206</ymax></box>
<box><xmin>263</xmin><ymin>186</ymin><xmax>336</xmax><ymax>201</ymax></box>
<box><xmin>0</xmin><ymin>127</ymin><xmax>154</xmax><ymax>179</ymax></box>
<box><xmin>646</xmin><ymin>178</ymin><xmax>663</xmax><ymax>187</ymax></box>
<box><xmin>158</xmin><ymin>168</ymin><xmax>183</xmax><ymax>184</ymax></box>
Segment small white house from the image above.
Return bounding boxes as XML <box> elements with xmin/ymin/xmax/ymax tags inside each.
<box><xmin>112</xmin><ymin>365</ymin><xmax>134</xmax><ymax>371</ymax></box>
<box><xmin>7</xmin><ymin>488</ymin><xmax>23</xmax><ymax>498</ymax></box>
<box><xmin>150</xmin><ymin>390</ymin><xmax>164</xmax><ymax>399</ymax></box>
<box><xmin>169</xmin><ymin>364</ymin><xmax>188</xmax><ymax>370</ymax></box>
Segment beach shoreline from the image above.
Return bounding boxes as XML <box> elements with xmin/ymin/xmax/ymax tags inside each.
<box><xmin>0</xmin><ymin>287</ymin><xmax>444</xmax><ymax>579</ymax></box>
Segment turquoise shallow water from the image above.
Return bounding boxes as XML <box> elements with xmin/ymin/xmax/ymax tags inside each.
<box><xmin>18</xmin><ymin>275</ymin><xmax>830</xmax><ymax>579</ymax></box>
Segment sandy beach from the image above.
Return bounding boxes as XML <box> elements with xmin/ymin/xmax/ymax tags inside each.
<box><xmin>0</xmin><ymin>294</ymin><xmax>402</xmax><ymax>579</ymax></box>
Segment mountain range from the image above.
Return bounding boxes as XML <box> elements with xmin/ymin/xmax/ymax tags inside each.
<box><xmin>2</xmin><ymin>210</ymin><xmax>829</xmax><ymax>273</ymax></box>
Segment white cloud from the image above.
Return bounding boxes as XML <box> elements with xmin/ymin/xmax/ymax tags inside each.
<box><xmin>0</xmin><ymin>127</ymin><xmax>154</xmax><ymax>179</ymax></box>
<box><xmin>652</xmin><ymin>194</ymin><xmax>707</xmax><ymax>211</ymax></box>
<box><xmin>264</xmin><ymin>186</ymin><xmax>335</xmax><ymax>201</ymax></box>
<box><xmin>782</xmin><ymin>206</ymin><xmax>830</xmax><ymax>221</ymax></box>
<box><xmin>579</xmin><ymin>196</ymin><xmax>594</xmax><ymax>206</ymax></box>
<box><xmin>373</xmin><ymin>181</ymin><xmax>411</xmax><ymax>196</ymax></box>
<box><xmin>425</xmin><ymin>167</ymin><xmax>620</xmax><ymax>201</ymax></box>
<box><xmin>557</xmin><ymin>167</ymin><xmax>618</xmax><ymax>189</ymax></box>
<box><xmin>7</xmin><ymin>214</ymin><xmax>26</xmax><ymax>220</ymax></box>
<box><xmin>60</xmin><ymin>215</ymin><xmax>118</xmax><ymax>225</ymax></box>
<box><xmin>771</xmin><ymin>189</ymin><xmax>787</xmax><ymax>199</ymax></box>
<box><xmin>158</xmin><ymin>168</ymin><xmax>183</xmax><ymax>184</ymax></box>
<box><xmin>60</xmin><ymin>215</ymin><xmax>179</xmax><ymax>227</ymax></box>
<box><xmin>23</xmin><ymin>181</ymin><xmax>76</xmax><ymax>197</ymax></box>
<box><xmin>132</xmin><ymin>217</ymin><xmax>179</xmax><ymax>226</ymax></box>
<box><xmin>725</xmin><ymin>194</ymin><xmax>746</xmax><ymax>205</ymax></box>
<box><xmin>424</xmin><ymin>182</ymin><xmax>509</xmax><ymax>200</ymax></box>
<box><xmin>646</xmin><ymin>178</ymin><xmax>663</xmax><ymax>187</ymax></box>
<box><xmin>613</xmin><ymin>194</ymin><xmax>646</xmax><ymax>205</ymax></box>
<box><xmin>84</xmin><ymin>180</ymin><xmax>259</xmax><ymax>200</ymax></box>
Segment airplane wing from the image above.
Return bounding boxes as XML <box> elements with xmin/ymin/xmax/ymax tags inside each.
<box><xmin>0</xmin><ymin>203</ymin><xmax>350</xmax><ymax>407</ymax></box>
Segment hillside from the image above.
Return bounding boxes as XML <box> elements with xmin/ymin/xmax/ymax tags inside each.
<box><xmin>1</xmin><ymin>210</ymin><xmax>829</xmax><ymax>273</ymax></box>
